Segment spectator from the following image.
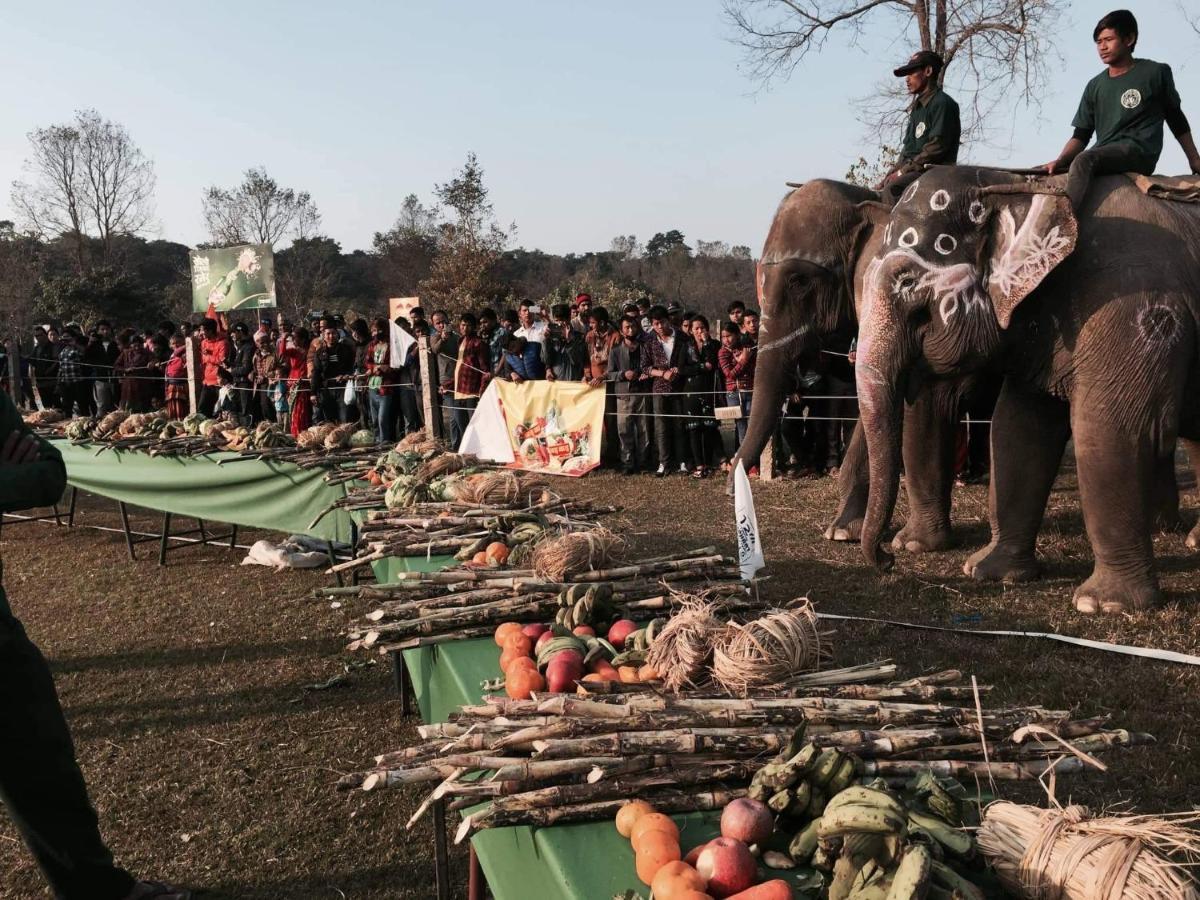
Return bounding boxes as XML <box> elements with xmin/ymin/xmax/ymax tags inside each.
<box><xmin>198</xmin><ymin>313</ymin><xmax>230</xmax><ymax>417</ymax></box>
<box><xmin>498</xmin><ymin>334</ymin><xmax>545</xmax><ymax>382</ymax></box>
<box><xmin>347</xmin><ymin>319</ymin><xmax>371</xmax><ymax>427</ymax></box>
<box><xmin>667</xmin><ymin>302</ymin><xmax>685</xmax><ymax>333</ymax></box>
<box><xmin>145</xmin><ymin>334</ymin><xmax>170</xmax><ymax>410</ymax></box>
<box><xmin>450</xmin><ymin>313</ymin><xmax>490</xmax><ymax>449</ymax></box>
<box><xmin>637</xmin><ymin>297</ymin><xmax>652</xmax><ymax>333</ymax></box>
<box><xmin>114</xmin><ymin>329</ymin><xmax>153</xmax><ymax>413</ymax></box>
<box><xmin>718</xmin><ymin>321</ymin><xmax>758</xmax><ymax>475</ymax></box>
<box><xmin>727</xmin><ymin>300</ymin><xmax>746</xmax><ymax>330</ymax></box>
<box><xmin>515</xmin><ymin>300</ymin><xmax>549</xmax><ymax>347</ymax></box>
<box><xmin>226</xmin><ymin>323</ymin><xmax>256</xmax><ymax>422</ymax></box>
<box><xmin>430</xmin><ymin>309</ymin><xmax>460</xmax><ymax>435</ymax></box>
<box><xmin>365</xmin><ymin>318</ymin><xmax>398</xmax><ymax>443</ymax></box>
<box><xmin>269</xmin><ymin>364</ymin><xmax>291</xmax><ymax>432</ymax></box>
<box><xmin>56</xmin><ymin>330</ymin><xmax>89</xmax><ymax>416</ymax></box>
<box><xmin>409</xmin><ymin>307</ymin><xmax>426</xmax><ymax>329</ymax></box>
<box><xmin>251</xmin><ymin>332</ymin><xmax>278</xmax><ymax>423</ymax></box>
<box><xmin>162</xmin><ymin>335</ymin><xmax>188</xmax><ymax>420</ymax></box>
<box><xmin>396</xmin><ymin>321</ymin><xmax>425</xmax><ymax>436</ymax></box>
<box><xmin>312</xmin><ymin>326</ymin><xmax>354</xmax><ymax>424</ymax></box>
<box><xmin>606</xmin><ymin>314</ymin><xmax>651</xmax><ymax>474</ymax></box>
<box><xmin>584</xmin><ymin>307</ymin><xmax>620</xmax><ymax>463</ymax></box>
<box><xmin>683</xmin><ymin>315</ymin><xmax>721</xmax><ymax>477</ymax></box>
<box><xmin>643</xmin><ymin>305</ymin><xmax>689</xmax><ymax>477</ymax></box>
<box><xmin>544</xmin><ymin>304</ymin><xmax>588</xmax><ymax>382</ymax></box>
<box><xmin>742</xmin><ymin>309</ymin><xmax>760</xmax><ymax>344</ymax></box>
<box><xmin>571</xmin><ymin>293</ymin><xmax>592</xmax><ymax>334</ymax></box>
<box><xmin>487</xmin><ymin>309</ymin><xmax>514</xmax><ymax>376</ymax></box>
<box><xmin>27</xmin><ymin>326</ymin><xmax>58</xmax><ymax>410</ymax></box>
<box><xmin>280</xmin><ymin>327</ymin><xmax>312</xmax><ymax>437</ymax></box>
<box><xmin>83</xmin><ymin>320</ymin><xmax>119</xmax><ymax>415</ymax></box>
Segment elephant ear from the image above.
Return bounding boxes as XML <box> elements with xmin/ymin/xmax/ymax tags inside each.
<box><xmin>982</xmin><ymin>192</ymin><xmax>1077</xmax><ymax>329</ymax></box>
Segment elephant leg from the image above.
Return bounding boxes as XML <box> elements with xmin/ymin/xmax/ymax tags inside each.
<box><xmin>825</xmin><ymin>421</ymin><xmax>867</xmax><ymax>542</ymax></box>
<box><xmin>965</xmin><ymin>381</ymin><xmax>1069</xmax><ymax>583</ymax></box>
<box><xmin>1071</xmin><ymin>420</ymin><xmax>1164</xmax><ymax>615</ymax></box>
<box><xmin>1181</xmin><ymin>438</ymin><xmax>1200</xmax><ymax>549</ymax></box>
<box><xmin>892</xmin><ymin>389</ymin><xmax>955</xmax><ymax>553</ymax></box>
<box><xmin>1152</xmin><ymin>442</ymin><xmax>1183</xmax><ymax>533</ymax></box>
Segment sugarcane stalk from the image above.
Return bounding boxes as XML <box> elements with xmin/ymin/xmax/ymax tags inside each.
<box><xmin>530</xmin><ymin>727</ymin><xmax>791</xmax><ymax>760</ymax></box>
<box><xmin>858</xmin><ymin>757</ymin><xmax>1086</xmax><ymax>780</ymax></box>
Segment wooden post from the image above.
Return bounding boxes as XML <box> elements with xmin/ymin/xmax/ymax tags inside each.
<box><xmin>418</xmin><ymin>335</ymin><xmax>443</xmax><ymax>440</ymax></box>
<box><xmin>6</xmin><ymin>340</ymin><xmax>23</xmax><ymax>410</ymax></box>
<box><xmin>185</xmin><ymin>335</ymin><xmax>203</xmax><ymax>415</ymax></box>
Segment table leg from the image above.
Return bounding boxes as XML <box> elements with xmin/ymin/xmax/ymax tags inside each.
<box><xmin>66</xmin><ymin>487</ymin><xmax>77</xmax><ymax>528</ymax></box>
<box><xmin>468</xmin><ymin>845</ymin><xmax>485</xmax><ymax>900</ymax></box>
<box><xmin>433</xmin><ymin>798</ymin><xmax>451</xmax><ymax>900</ymax></box>
<box><xmin>390</xmin><ymin>650</ymin><xmax>412</xmax><ymax>717</ymax></box>
<box><xmin>198</xmin><ymin>519</ymin><xmax>209</xmax><ymax>544</ymax></box>
<box><xmin>159</xmin><ymin>512</ymin><xmax>172</xmax><ymax>567</ymax></box>
<box><xmin>118</xmin><ymin>501</ymin><xmax>136</xmax><ymax>560</ymax></box>
<box><xmin>229</xmin><ymin>525</ymin><xmax>238</xmax><ymax>549</ymax></box>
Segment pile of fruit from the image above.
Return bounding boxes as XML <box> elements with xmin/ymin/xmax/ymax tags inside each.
<box><xmin>616</xmin><ymin>797</ymin><xmax>795</xmax><ymax>899</ymax></box>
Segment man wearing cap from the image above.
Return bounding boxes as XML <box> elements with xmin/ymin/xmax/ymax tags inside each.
<box><xmin>880</xmin><ymin>50</ymin><xmax>961</xmax><ymax>203</ymax></box>
<box><xmin>571</xmin><ymin>294</ymin><xmax>592</xmax><ymax>334</ymax></box>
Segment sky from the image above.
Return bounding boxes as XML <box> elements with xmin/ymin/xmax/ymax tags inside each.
<box><xmin>2</xmin><ymin>1</ymin><xmax>1198</xmax><ymax>257</ymax></box>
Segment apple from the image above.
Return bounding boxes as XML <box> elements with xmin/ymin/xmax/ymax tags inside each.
<box><xmin>696</xmin><ymin>837</ymin><xmax>757</xmax><ymax>898</ymax></box>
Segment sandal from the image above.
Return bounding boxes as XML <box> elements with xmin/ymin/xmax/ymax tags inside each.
<box><xmin>691</xmin><ymin>467</ymin><xmax>705</xmax><ymax>479</ymax></box>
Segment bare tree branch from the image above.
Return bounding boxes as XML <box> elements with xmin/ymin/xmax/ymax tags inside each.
<box><xmin>202</xmin><ymin>167</ymin><xmax>319</xmax><ymax>248</ymax></box>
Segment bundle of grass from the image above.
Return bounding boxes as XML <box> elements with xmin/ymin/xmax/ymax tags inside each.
<box><xmin>531</xmin><ymin>527</ymin><xmax>623</xmax><ymax>582</ymax></box>
<box><xmin>457</xmin><ymin>470</ymin><xmax>548</xmax><ymax>506</ymax></box>
<box><xmin>711</xmin><ymin>600</ymin><xmax>829</xmax><ymax>697</ymax></box>
<box><xmin>978</xmin><ymin>801</ymin><xmax>1200</xmax><ymax>900</ymax></box>
<box><xmin>415</xmin><ymin>452</ymin><xmax>476</xmax><ymax>484</ymax></box>
<box><xmin>645</xmin><ymin>595</ymin><xmax>724</xmax><ymax>691</ymax></box>
<box><xmin>323</xmin><ymin>422</ymin><xmax>358</xmax><ymax>450</ymax></box>
<box><xmin>396</xmin><ymin>430</ymin><xmax>445</xmax><ymax>455</ymax></box>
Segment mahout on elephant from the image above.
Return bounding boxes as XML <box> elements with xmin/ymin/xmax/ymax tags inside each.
<box><xmin>854</xmin><ymin>164</ymin><xmax>1200</xmax><ymax>614</ymax></box>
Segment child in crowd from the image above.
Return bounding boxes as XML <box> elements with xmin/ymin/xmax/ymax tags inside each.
<box><xmin>162</xmin><ymin>335</ymin><xmax>188</xmax><ymax>419</ymax></box>
<box><xmin>269</xmin><ymin>364</ymin><xmax>291</xmax><ymax>431</ymax></box>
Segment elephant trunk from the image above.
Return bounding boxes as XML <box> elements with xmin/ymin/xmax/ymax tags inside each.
<box><xmin>728</xmin><ymin>342</ymin><xmax>790</xmax><ymax>484</ymax></box>
<box><xmin>857</xmin><ymin>364</ymin><xmax>901</xmax><ymax>571</ymax></box>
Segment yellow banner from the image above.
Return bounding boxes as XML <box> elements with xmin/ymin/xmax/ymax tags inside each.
<box><xmin>494</xmin><ymin>381</ymin><xmax>605</xmax><ymax>477</ymax></box>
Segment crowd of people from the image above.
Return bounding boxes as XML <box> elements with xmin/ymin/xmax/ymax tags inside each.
<box><xmin>17</xmin><ymin>295</ymin><xmax>865</xmax><ymax>479</ymax></box>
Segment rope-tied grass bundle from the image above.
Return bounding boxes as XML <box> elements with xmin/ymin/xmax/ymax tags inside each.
<box><xmin>978</xmin><ymin>801</ymin><xmax>1200</xmax><ymax>900</ymax></box>
<box><xmin>531</xmin><ymin>527</ymin><xmax>624</xmax><ymax>582</ymax></box>
<box><xmin>415</xmin><ymin>452</ymin><xmax>475</xmax><ymax>483</ymax></box>
<box><xmin>646</xmin><ymin>595</ymin><xmax>724</xmax><ymax>691</ymax></box>
<box><xmin>455</xmin><ymin>470</ymin><xmax>548</xmax><ymax>506</ymax></box>
<box><xmin>711</xmin><ymin>601</ymin><xmax>829</xmax><ymax>697</ymax></box>
<box><xmin>396</xmin><ymin>430</ymin><xmax>445</xmax><ymax>455</ymax></box>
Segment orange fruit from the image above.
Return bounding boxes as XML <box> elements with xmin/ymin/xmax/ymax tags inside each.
<box><xmin>504</xmin><ymin>655</ymin><xmax>537</xmax><ymax>675</ymax></box>
<box><xmin>618</xmin><ymin>665</ymin><xmax>641</xmax><ymax>684</ymax></box>
<box><xmin>615</xmin><ymin>799</ymin><xmax>656</xmax><ymax>838</ymax></box>
<box><xmin>498</xmin><ymin>648</ymin><xmax>526</xmax><ymax>674</ymax></box>
<box><xmin>651</xmin><ymin>861</ymin><xmax>708</xmax><ymax>900</ymax></box>
<box><xmin>635</xmin><ymin>831</ymin><xmax>681</xmax><ymax>885</ymax></box>
<box><xmin>505</xmin><ymin>669</ymin><xmax>545</xmax><ymax>700</ymax></box>
<box><xmin>472</xmin><ymin>550</ymin><xmax>489</xmax><ymax>565</ymax></box>
<box><xmin>631</xmin><ymin>813</ymin><xmax>681</xmax><ymax>852</ymax></box>
<box><xmin>494</xmin><ymin>622</ymin><xmax>523</xmax><ymax>647</ymax></box>
<box><xmin>501</xmin><ymin>632</ymin><xmax>533</xmax><ymax>655</ymax></box>
<box><xmin>485</xmin><ymin>541</ymin><xmax>510</xmax><ymax>563</ymax></box>
<box><xmin>638</xmin><ymin>663</ymin><xmax>661</xmax><ymax>681</ymax></box>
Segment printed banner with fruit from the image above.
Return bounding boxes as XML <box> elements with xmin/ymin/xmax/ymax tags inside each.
<box><xmin>494</xmin><ymin>380</ymin><xmax>604</xmax><ymax>477</ymax></box>
<box><xmin>189</xmin><ymin>243</ymin><xmax>276</xmax><ymax>312</ymax></box>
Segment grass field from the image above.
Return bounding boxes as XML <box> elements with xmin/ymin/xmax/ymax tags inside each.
<box><xmin>1</xmin><ymin>466</ymin><xmax>1198</xmax><ymax>898</ymax></box>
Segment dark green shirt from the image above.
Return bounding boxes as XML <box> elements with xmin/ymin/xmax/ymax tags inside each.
<box><xmin>1072</xmin><ymin>59</ymin><xmax>1183</xmax><ymax>174</ymax></box>
<box><xmin>900</xmin><ymin>88</ymin><xmax>961</xmax><ymax>164</ymax></box>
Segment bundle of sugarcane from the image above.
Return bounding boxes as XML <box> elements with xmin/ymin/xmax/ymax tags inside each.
<box><xmin>341</xmin><ymin>672</ymin><xmax>1151</xmax><ymax>843</ymax></box>
<box><xmin>977</xmin><ymin>801</ymin><xmax>1200</xmax><ymax>900</ymax></box>
<box><xmin>340</xmin><ymin>551</ymin><xmax>749</xmax><ymax>652</ymax></box>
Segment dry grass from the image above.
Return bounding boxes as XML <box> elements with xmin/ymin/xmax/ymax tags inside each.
<box><xmin>2</xmin><ymin>457</ymin><xmax>1200</xmax><ymax>898</ymax></box>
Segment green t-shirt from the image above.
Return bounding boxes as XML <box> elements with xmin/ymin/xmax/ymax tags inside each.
<box><xmin>1072</xmin><ymin>59</ymin><xmax>1182</xmax><ymax>173</ymax></box>
<box><xmin>900</xmin><ymin>88</ymin><xmax>961</xmax><ymax>162</ymax></box>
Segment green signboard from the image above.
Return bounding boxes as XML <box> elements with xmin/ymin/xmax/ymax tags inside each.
<box><xmin>190</xmin><ymin>243</ymin><xmax>276</xmax><ymax>312</ymax></box>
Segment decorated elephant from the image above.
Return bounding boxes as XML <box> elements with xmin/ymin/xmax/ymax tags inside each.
<box><xmin>733</xmin><ymin>179</ymin><xmax>966</xmax><ymax>553</ymax></box>
<box><xmin>854</xmin><ymin>166</ymin><xmax>1200</xmax><ymax>614</ymax></box>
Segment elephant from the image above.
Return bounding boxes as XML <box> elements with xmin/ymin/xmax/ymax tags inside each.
<box><xmin>732</xmin><ymin>179</ymin><xmax>966</xmax><ymax>554</ymax></box>
<box><xmin>854</xmin><ymin>165</ymin><xmax>1200</xmax><ymax>614</ymax></box>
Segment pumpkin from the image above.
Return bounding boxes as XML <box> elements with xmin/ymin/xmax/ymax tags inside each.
<box><xmin>618</xmin><ymin>665</ymin><xmax>642</xmax><ymax>684</ymax></box>
<box><xmin>472</xmin><ymin>551</ymin><xmax>489</xmax><ymax>566</ymax></box>
<box><xmin>485</xmin><ymin>541</ymin><xmax>510</xmax><ymax>564</ymax></box>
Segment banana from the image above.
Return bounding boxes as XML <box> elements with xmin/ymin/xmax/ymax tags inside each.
<box><xmin>842</xmin><ymin>833</ymin><xmax>886</xmax><ymax>863</ymax></box>
<box><xmin>768</xmin><ymin>788</ymin><xmax>793</xmax><ymax>814</ymax></box>
<box><xmin>791</xmin><ymin>779</ymin><xmax>811</xmax><ymax>814</ymax></box>
<box><xmin>907</xmin><ymin>811</ymin><xmax>973</xmax><ymax>859</ymax></box>
<box><xmin>806</xmin><ymin>787</ymin><xmax>827</xmax><ymax>818</ymax></box>
<box><xmin>787</xmin><ymin>743</ymin><xmax>819</xmax><ymax>772</ymax></box>
<box><xmin>828</xmin><ymin>854</ymin><xmax>862</xmax><ymax>900</ymax></box>
<box><xmin>930</xmin><ymin>862</ymin><xmax>985</xmax><ymax>900</ymax></box>
<box><xmin>827</xmin><ymin>756</ymin><xmax>859</xmax><ymax>794</ymax></box>
<box><xmin>825</xmin><ymin>786</ymin><xmax>905</xmax><ymax>820</ymax></box>
<box><xmin>758</xmin><ymin>761</ymin><xmax>800</xmax><ymax>791</ymax></box>
<box><xmin>788</xmin><ymin>818</ymin><xmax>821</xmax><ymax>863</ymax></box>
<box><xmin>819</xmin><ymin>803</ymin><xmax>908</xmax><ymax>838</ymax></box>
<box><xmin>885</xmin><ymin>844</ymin><xmax>932</xmax><ymax>900</ymax></box>
<box><xmin>748</xmin><ymin>780</ymin><xmax>771</xmax><ymax>803</ymax></box>
<box><xmin>809</xmin><ymin>748</ymin><xmax>842</xmax><ymax>787</ymax></box>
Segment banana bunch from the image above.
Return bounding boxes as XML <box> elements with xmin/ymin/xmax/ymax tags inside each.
<box><xmin>182</xmin><ymin>413</ymin><xmax>208</xmax><ymax>436</ymax></box>
<box><xmin>553</xmin><ymin>584</ymin><xmax>615</xmax><ymax>630</ymax></box>
<box><xmin>223</xmin><ymin>426</ymin><xmax>252</xmax><ymax>451</ymax></box>
<box><xmin>159</xmin><ymin>419</ymin><xmax>187</xmax><ymax>439</ymax></box>
<box><xmin>247</xmin><ymin>422</ymin><xmax>293</xmax><ymax>449</ymax></box>
<box><xmin>748</xmin><ymin>742</ymin><xmax>858</xmax><ymax>825</ymax></box>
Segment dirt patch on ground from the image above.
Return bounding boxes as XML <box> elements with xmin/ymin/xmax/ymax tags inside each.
<box><xmin>1</xmin><ymin>469</ymin><xmax>1198</xmax><ymax>898</ymax></box>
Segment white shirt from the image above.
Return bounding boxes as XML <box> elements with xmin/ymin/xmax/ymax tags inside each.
<box><xmin>515</xmin><ymin>320</ymin><xmax>548</xmax><ymax>345</ymax></box>
<box><xmin>658</xmin><ymin>331</ymin><xmax>676</xmax><ymax>362</ymax></box>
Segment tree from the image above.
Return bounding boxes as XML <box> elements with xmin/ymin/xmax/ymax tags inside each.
<box><xmin>609</xmin><ymin>235</ymin><xmax>642</xmax><ymax>260</ymax></box>
<box><xmin>37</xmin><ymin>266</ymin><xmax>170</xmax><ymax>328</ymax></box>
<box><xmin>724</xmin><ymin>0</ymin><xmax>1066</xmax><ymax>148</ymax></box>
<box><xmin>372</xmin><ymin>194</ymin><xmax>440</xmax><ymax>296</ymax></box>
<box><xmin>845</xmin><ymin>145</ymin><xmax>900</xmax><ymax>187</ymax></box>
<box><xmin>417</xmin><ymin>153</ymin><xmax>514</xmax><ymax>313</ymax></box>
<box><xmin>11</xmin><ymin>109</ymin><xmax>156</xmax><ymax>271</ymax></box>
<box><xmin>275</xmin><ymin>236</ymin><xmax>346</xmax><ymax>321</ymax></box>
<box><xmin>0</xmin><ymin>223</ymin><xmax>44</xmax><ymax>338</ymax></box>
<box><xmin>695</xmin><ymin>239</ymin><xmax>732</xmax><ymax>258</ymax></box>
<box><xmin>201</xmin><ymin>167</ymin><xmax>320</xmax><ymax>247</ymax></box>
<box><xmin>645</xmin><ymin>230</ymin><xmax>690</xmax><ymax>260</ymax></box>
<box><xmin>730</xmin><ymin>245</ymin><xmax>753</xmax><ymax>260</ymax></box>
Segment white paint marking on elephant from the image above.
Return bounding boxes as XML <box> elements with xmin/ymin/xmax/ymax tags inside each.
<box><xmin>884</xmin><ymin>222</ymin><xmax>894</xmax><ymax>245</ymax></box>
<box><xmin>1137</xmin><ymin>304</ymin><xmax>1180</xmax><ymax>348</ymax></box>
<box><xmin>757</xmin><ymin>324</ymin><xmax>810</xmax><ymax>355</ymax></box>
<box><xmin>934</xmin><ymin>234</ymin><xmax>957</xmax><ymax>256</ymax></box>
<box><xmin>988</xmin><ymin>194</ymin><xmax>1072</xmax><ymax>299</ymax></box>
<box><xmin>901</xmin><ymin>180</ymin><xmax>921</xmax><ymax>204</ymax></box>
<box><xmin>930</xmin><ymin>190</ymin><xmax>950</xmax><ymax>211</ymax></box>
<box><xmin>968</xmin><ymin>200</ymin><xmax>986</xmax><ymax>224</ymax></box>
<box><xmin>898</xmin><ymin>227</ymin><xmax>919</xmax><ymax>248</ymax></box>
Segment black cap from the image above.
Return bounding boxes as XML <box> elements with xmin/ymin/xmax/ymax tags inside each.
<box><xmin>893</xmin><ymin>50</ymin><xmax>943</xmax><ymax>77</ymax></box>
<box><xmin>666</xmin><ymin>302</ymin><xmax>683</xmax><ymax>314</ymax></box>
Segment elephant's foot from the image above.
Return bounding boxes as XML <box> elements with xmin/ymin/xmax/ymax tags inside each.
<box><xmin>823</xmin><ymin>517</ymin><xmax>862</xmax><ymax>543</ymax></box>
<box><xmin>1186</xmin><ymin>522</ymin><xmax>1200</xmax><ymax>550</ymax></box>
<box><xmin>963</xmin><ymin>542</ymin><xmax>1040</xmax><ymax>583</ymax></box>
<box><xmin>891</xmin><ymin>519</ymin><xmax>953</xmax><ymax>554</ymax></box>
<box><xmin>1072</xmin><ymin>571</ymin><xmax>1162</xmax><ymax>615</ymax></box>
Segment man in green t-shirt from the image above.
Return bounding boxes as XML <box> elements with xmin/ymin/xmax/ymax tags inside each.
<box><xmin>1043</xmin><ymin>9</ymin><xmax>1200</xmax><ymax>211</ymax></box>
<box><xmin>880</xmin><ymin>50</ymin><xmax>961</xmax><ymax>204</ymax></box>
<box><xmin>0</xmin><ymin>392</ymin><xmax>191</xmax><ymax>900</ymax></box>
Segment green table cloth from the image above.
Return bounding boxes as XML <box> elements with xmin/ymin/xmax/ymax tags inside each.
<box><xmin>52</xmin><ymin>439</ymin><xmax>356</xmax><ymax>543</ymax></box>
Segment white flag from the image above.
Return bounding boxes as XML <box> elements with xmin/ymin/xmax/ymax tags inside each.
<box><xmin>733</xmin><ymin>460</ymin><xmax>765</xmax><ymax>581</ymax></box>
<box><xmin>389</xmin><ymin>320</ymin><xmax>416</xmax><ymax>366</ymax></box>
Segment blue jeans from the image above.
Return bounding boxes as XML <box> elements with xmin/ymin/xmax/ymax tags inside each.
<box><xmin>449</xmin><ymin>397</ymin><xmax>477</xmax><ymax>450</ymax></box>
<box><xmin>369</xmin><ymin>390</ymin><xmax>396</xmax><ymax>443</ymax></box>
<box><xmin>727</xmin><ymin>390</ymin><xmax>753</xmax><ymax>447</ymax></box>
